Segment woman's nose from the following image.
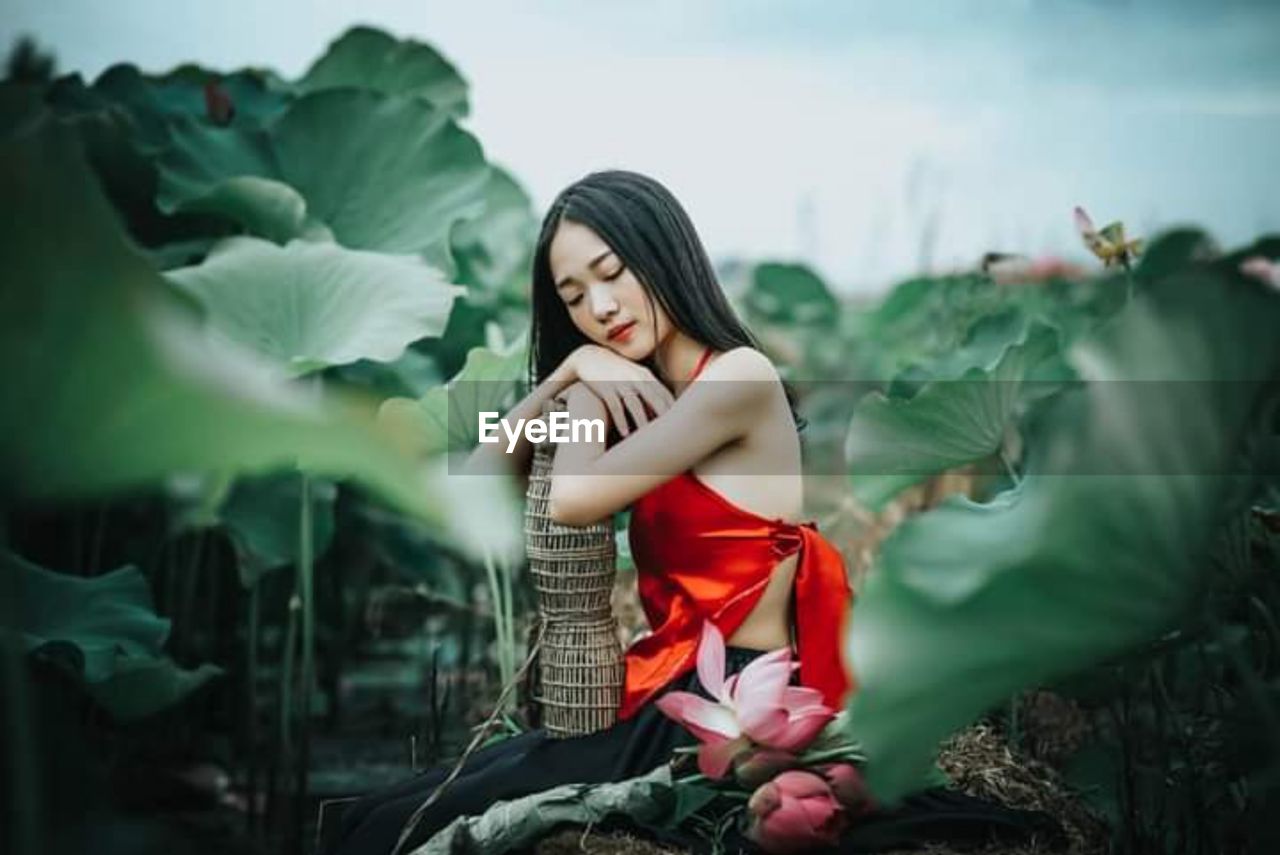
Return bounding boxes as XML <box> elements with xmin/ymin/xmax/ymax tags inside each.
<box><xmin>587</xmin><ymin>282</ymin><xmax>618</xmax><ymax>319</ymax></box>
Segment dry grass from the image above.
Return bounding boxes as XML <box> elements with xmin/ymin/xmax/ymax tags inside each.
<box><xmin>926</xmin><ymin>721</ymin><xmax>1110</xmax><ymax>855</ymax></box>
<box><xmin>536</xmin><ymin>828</ymin><xmax>683</xmax><ymax>855</ymax></box>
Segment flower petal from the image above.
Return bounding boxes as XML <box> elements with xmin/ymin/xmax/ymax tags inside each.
<box><xmin>731</xmin><ymin>649</ymin><xmax>793</xmax><ymax>715</ymax></box>
<box><xmin>751</xmin><ymin>708</ymin><xmax>835</xmax><ymax>752</ymax></box>
<box><xmin>654</xmin><ymin>692</ymin><xmax>740</xmax><ymax>742</ymax></box>
<box><xmin>695</xmin><ymin>620</ymin><xmax>727</xmax><ymax>701</ymax></box>
<box><xmin>739</xmin><ymin>705</ymin><xmax>790</xmax><ymax>744</ymax></box>
<box><xmin>1073</xmin><ymin>206</ymin><xmax>1095</xmax><ymax>236</ymax></box>
<box><xmin>698</xmin><ymin>734</ymin><xmax>749</xmax><ymax>779</ymax></box>
<box><xmin>778</xmin><ymin>685</ymin><xmax>827</xmax><ymax>713</ymax></box>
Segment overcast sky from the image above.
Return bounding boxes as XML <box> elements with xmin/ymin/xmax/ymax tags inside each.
<box><xmin>6</xmin><ymin>0</ymin><xmax>1279</xmax><ymax>294</ymax></box>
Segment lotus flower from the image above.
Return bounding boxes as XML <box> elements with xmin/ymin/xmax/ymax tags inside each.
<box><xmin>1240</xmin><ymin>256</ymin><xmax>1279</xmax><ymax>290</ymax></box>
<box><xmin>985</xmin><ymin>253</ymin><xmax>1086</xmax><ymax>286</ymax></box>
<box><xmin>654</xmin><ymin>622</ymin><xmax>836</xmax><ymax>778</ymax></box>
<box><xmin>746</xmin><ymin>769</ymin><xmax>848</xmax><ymax>853</ymax></box>
<box><xmin>815</xmin><ymin>762</ymin><xmax>876</xmax><ymax>818</ymax></box>
<box><xmin>1074</xmin><ymin>205</ymin><xmax>1142</xmax><ymax>269</ymax></box>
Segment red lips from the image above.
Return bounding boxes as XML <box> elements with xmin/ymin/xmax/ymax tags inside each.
<box><xmin>607</xmin><ymin>321</ymin><xmax>636</xmax><ymax>341</ymax></box>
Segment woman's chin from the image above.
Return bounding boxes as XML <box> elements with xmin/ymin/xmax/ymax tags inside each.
<box><xmin>605</xmin><ymin>336</ymin><xmax>650</xmax><ymax>360</ymax></box>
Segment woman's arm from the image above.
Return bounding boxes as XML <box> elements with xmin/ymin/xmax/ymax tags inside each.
<box><xmin>461</xmin><ymin>355</ymin><xmax>578</xmax><ymax>481</ymax></box>
<box><xmin>462</xmin><ymin>344</ymin><xmax>678</xmax><ymax>482</ymax></box>
<box><xmin>549</xmin><ymin>347</ymin><xmax>777</xmax><ymax>526</ymax></box>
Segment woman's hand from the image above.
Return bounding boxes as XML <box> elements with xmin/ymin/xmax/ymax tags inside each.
<box><xmin>568</xmin><ymin>344</ymin><xmax>675</xmax><ymax>437</ymax></box>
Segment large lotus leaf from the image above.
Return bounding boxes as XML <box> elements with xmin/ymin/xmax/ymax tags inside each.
<box><xmin>298</xmin><ymin>26</ymin><xmax>469</xmax><ymax>118</ymax></box>
<box><xmin>0</xmin><ymin>117</ymin><xmax>455</xmax><ymax>527</ymax></box>
<box><xmin>5</xmin><ymin>550</ymin><xmax>222</xmax><ymax>720</ymax></box>
<box><xmin>166</xmin><ymin>236</ymin><xmax>462</xmax><ymax>376</ymax></box>
<box><xmin>335</xmin><ymin>348</ymin><xmax>444</xmax><ymax>400</ymax></box>
<box><xmin>155</xmin><ymin>88</ymin><xmax>489</xmax><ymax>270</ymax></box>
<box><xmin>83</xmin><ymin>655</ymin><xmax>223</xmax><ymax>721</ymax></box>
<box><xmin>64</xmin><ymin>63</ymin><xmax>290</xmax><ymax>156</ymax></box>
<box><xmin>220</xmin><ymin>470</ymin><xmax>338</xmax><ymax>587</ymax></box>
<box><xmin>745</xmin><ymin>262</ymin><xmax>839</xmax><ymax>327</ymax></box>
<box><xmin>379</xmin><ymin>336</ymin><xmax>529</xmax><ymax>459</ymax></box>
<box><xmin>450</xmin><ymin>165</ymin><xmax>538</xmax><ymax>295</ymax></box>
<box><xmin>846</xmin><ymin>266</ymin><xmax>1280</xmax><ymax>801</ymax></box>
<box><xmin>84</xmin><ymin>64</ymin><xmax>289</xmax><ymax>153</ymax></box>
<box><xmin>846</xmin><ymin>322</ymin><xmax>1065</xmax><ymax>511</ymax></box>
<box><xmin>887</xmin><ymin>308</ymin><xmax>1034</xmax><ymax>396</ymax></box>
<box><xmin>413</xmin><ymin>764</ymin><xmax>700</xmax><ymax>855</ymax></box>
<box><xmin>850</xmin><ymin>274</ymin><xmax>1010</xmax><ymax>381</ymax></box>
<box><xmin>1135</xmin><ymin>227</ymin><xmax>1219</xmax><ymax>282</ymax></box>
<box><xmin>162</xmin><ymin>176</ymin><xmax>308</xmax><ymax>245</ymax></box>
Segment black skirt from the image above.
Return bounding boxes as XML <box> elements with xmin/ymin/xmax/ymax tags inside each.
<box><xmin>328</xmin><ymin>645</ymin><xmax>767</xmax><ymax>855</ymax></box>
<box><xmin>327</xmin><ymin>646</ymin><xmax>1060</xmax><ymax>854</ymax></box>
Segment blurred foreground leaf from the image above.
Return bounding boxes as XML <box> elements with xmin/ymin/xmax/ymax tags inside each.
<box><xmin>0</xmin><ymin>117</ymin><xmax>494</xmax><ymax>542</ymax></box>
<box><xmin>847</xmin><ymin>265</ymin><xmax>1280</xmax><ymax>800</ymax></box>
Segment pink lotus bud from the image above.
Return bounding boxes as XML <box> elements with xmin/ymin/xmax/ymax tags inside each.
<box><xmin>733</xmin><ymin>747</ymin><xmax>800</xmax><ymax>789</ymax></box>
<box><xmin>746</xmin><ymin>770</ymin><xmax>847</xmax><ymax>854</ymax></box>
<box><xmin>815</xmin><ymin>762</ymin><xmax>876</xmax><ymax>817</ymax></box>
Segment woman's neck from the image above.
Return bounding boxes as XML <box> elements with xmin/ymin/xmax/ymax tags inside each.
<box><xmin>654</xmin><ymin>332</ymin><xmax>710</xmax><ymax>396</ymax></box>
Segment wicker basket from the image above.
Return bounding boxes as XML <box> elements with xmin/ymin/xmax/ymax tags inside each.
<box><xmin>524</xmin><ymin>395</ymin><xmax>624</xmax><ymax>737</ymax></box>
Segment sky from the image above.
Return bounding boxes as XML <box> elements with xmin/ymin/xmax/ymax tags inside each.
<box><xmin>5</xmin><ymin>0</ymin><xmax>1279</xmax><ymax>295</ymax></box>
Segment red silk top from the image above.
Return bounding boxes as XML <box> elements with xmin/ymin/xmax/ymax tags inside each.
<box><xmin>617</xmin><ymin>348</ymin><xmax>855</xmax><ymax>720</ymax></box>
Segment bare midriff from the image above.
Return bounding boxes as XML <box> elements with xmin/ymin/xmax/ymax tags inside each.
<box><xmin>726</xmin><ymin>552</ymin><xmax>798</xmax><ymax>651</ymax></box>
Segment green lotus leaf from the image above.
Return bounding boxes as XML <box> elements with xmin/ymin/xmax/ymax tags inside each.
<box><xmin>298</xmin><ymin>25</ymin><xmax>469</xmax><ymax>118</ymax></box>
<box><xmin>164</xmin><ymin>175</ymin><xmax>307</xmax><ymax>244</ymax></box>
<box><xmin>156</xmin><ymin>88</ymin><xmax>489</xmax><ymax>270</ymax></box>
<box><xmin>846</xmin><ymin>266</ymin><xmax>1280</xmax><ymax>802</ymax></box>
<box><xmin>845</xmin><ymin>322</ymin><xmax>1065</xmax><ymax>511</ymax></box>
<box><xmin>0</xmin><ymin>117</ymin><xmax>449</xmax><ymax>523</ymax></box>
<box><xmin>1135</xmin><ymin>227</ymin><xmax>1218</xmax><ymax>281</ymax></box>
<box><xmin>451</xmin><ymin>164</ymin><xmax>538</xmax><ymax>295</ymax></box>
<box><xmin>84</xmin><ymin>656</ymin><xmax>224</xmax><ymax>721</ymax></box>
<box><xmin>417</xmin><ymin>764</ymin><xmax>688</xmax><ymax>855</ymax></box>
<box><xmin>379</xmin><ymin>336</ymin><xmax>529</xmax><ymax>459</ymax></box>
<box><xmin>166</xmin><ymin>236</ymin><xmax>463</xmax><ymax>376</ymax></box>
<box><xmin>220</xmin><ymin>470</ymin><xmax>338</xmax><ymax>587</ymax></box>
<box><xmin>5</xmin><ymin>550</ymin><xmax>222</xmax><ymax>721</ymax></box>
<box><xmin>745</xmin><ymin>262</ymin><xmax>839</xmax><ymax>327</ymax></box>
<box><xmin>87</xmin><ymin>63</ymin><xmax>290</xmax><ymax>152</ymax></box>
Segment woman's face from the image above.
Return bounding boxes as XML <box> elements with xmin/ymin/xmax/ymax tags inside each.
<box><xmin>548</xmin><ymin>219</ymin><xmax>671</xmax><ymax>360</ymax></box>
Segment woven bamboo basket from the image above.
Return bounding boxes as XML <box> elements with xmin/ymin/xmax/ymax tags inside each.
<box><xmin>524</xmin><ymin>395</ymin><xmax>623</xmax><ymax>737</ymax></box>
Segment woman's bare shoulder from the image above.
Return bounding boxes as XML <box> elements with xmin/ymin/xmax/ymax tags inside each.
<box><xmin>704</xmin><ymin>346</ymin><xmax>780</xmax><ymax>383</ymax></box>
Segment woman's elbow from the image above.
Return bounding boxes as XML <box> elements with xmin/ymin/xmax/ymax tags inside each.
<box><xmin>547</xmin><ymin>483</ymin><xmax>601</xmax><ymax>528</ymax></box>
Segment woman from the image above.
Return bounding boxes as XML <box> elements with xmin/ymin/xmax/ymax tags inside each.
<box><xmin>330</xmin><ymin>172</ymin><xmax>1044</xmax><ymax>854</ymax></box>
<box><xmin>329</xmin><ymin>170</ymin><xmax>852</xmax><ymax>854</ymax></box>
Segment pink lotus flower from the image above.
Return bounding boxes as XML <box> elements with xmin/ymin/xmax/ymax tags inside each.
<box><xmin>1240</xmin><ymin>256</ymin><xmax>1279</xmax><ymax>290</ymax></box>
<box><xmin>1074</xmin><ymin>205</ymin><xmax>1142</xmax><ymax>268</ymax></box>
<box><xmin>986</xmin><ymin>254</ymin><xmax>1087</xmax><ymax>286</ymax></box>
<box><xmin>815</xmin><ymin>762</ymin><xmax>876</xmax><ymax>818</ymax></box>
<box><xmin>746</xmin><ymin>770</ymin><xmax>848</xmax><ymax>853</ymax></box>
<box><xmin>655</xmin><ymin>622</ymin><xmax>836</xmax><ymax>778</ymax></box>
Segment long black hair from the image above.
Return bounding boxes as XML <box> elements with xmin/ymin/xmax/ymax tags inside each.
<box><xmin>527</xmin><ymin>169</ymin><xmax>804</xmax><ymax>431</ymax></box>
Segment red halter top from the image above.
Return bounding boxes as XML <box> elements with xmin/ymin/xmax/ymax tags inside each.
<box><xmin>618</xmin><ymin>346</ymin><xmax>855</xmax><ymax>720</ymax></box>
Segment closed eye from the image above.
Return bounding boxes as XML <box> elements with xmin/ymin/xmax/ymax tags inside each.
<box><xmin>566</xmin><ymin>295</ymin><xmax>584</xmax><ymax>307</ymax></box>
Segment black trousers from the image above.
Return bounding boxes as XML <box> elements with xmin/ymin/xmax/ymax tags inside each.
<box><xmin>328</xmin><ymin>646</ymin><xmax>766</xmax><ymax>855</ymax></box>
